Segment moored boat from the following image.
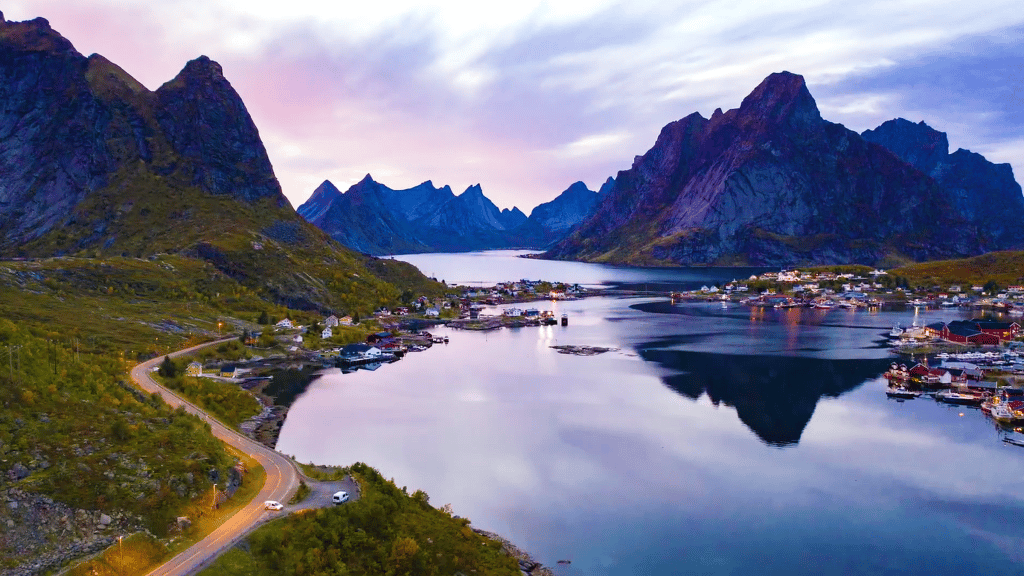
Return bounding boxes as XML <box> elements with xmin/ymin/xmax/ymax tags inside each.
<box><xmin>886</xmin><ymin>385</ymin><xmax>922</xmax><ymax>399</ymax></box>
<box><xmin>935</xmin><ymin>389</ymin><xmax>984</xmax><ymax>406</ymax></box>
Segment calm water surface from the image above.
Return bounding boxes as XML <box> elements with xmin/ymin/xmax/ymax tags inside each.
<box><xmin>277</xmin><ymin>253</ymin><xmax>1024</xmax><ymax>575</ymax></box>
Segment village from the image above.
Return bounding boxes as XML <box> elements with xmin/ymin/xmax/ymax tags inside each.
<box><xmin>182</xmin><ymin>278</ymin><xmax>588</xmax><ymax>379</ymax></box>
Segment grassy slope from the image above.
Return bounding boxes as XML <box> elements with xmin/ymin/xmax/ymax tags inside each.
<box><xmin>199</xmin><ymin>463</ymin><xmax>519</xmax><ymax>576</ymax></box>
<box><xmin>892</xmin><ymin>250</ymin><xmax>1024</xmax><ymax>289</ymax></box>
<box><xmin>0</xmin><ymin>250</ymin><xmax>435</xmax><ymax>569</ymax></box>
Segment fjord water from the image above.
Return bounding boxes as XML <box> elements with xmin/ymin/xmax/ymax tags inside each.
<box><xmin>277</xmin><ymin>252</ymin><xmax>1024</xmax><ymax>575</ymax></box>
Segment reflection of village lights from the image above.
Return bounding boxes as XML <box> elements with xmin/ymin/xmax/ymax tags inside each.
<box><xmin>959</xmin><ymin>413</ymin><xmax>965</xmax><ymax>417</ymax></box>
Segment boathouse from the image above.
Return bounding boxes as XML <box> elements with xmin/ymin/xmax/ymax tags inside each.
<box><xmin>943</xmin><ymin>321</ymin><xmax>1001</xmax><ymax>345</ymax></box>
<box><xmin>971</xmin><ymin>319</ymin><xmax>1020</xmax><ymax>340</ymax></box>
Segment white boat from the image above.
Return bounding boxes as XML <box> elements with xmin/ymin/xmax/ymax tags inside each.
<box><xmin>886</xmin><ymin>385</ymin><xmax>922</xmax><ymax>399</ymax></box>
<box><xmin>992</xmin><ymin>403</ymin><xmax>1017</xmax><ymax>423</ymax></box>
<box><xmin>889</xmin><ymin>324</ymin><xmax>903</xmax><ymax>338</ymax></box>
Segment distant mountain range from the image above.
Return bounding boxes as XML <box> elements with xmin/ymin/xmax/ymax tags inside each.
<box><xmin>0</xmin><ymin>13</ymin><xmax>435</xmax><ymax>310</ymax></box>
<box><xmin>543</xmin><ymin>72</ymin><xmax>1024</xmax><ymax>267</ymax></box>
<box><xmin>296</xmin><ymin>175</ymin><xmax>610</xmax><ymax>255</ymax></box>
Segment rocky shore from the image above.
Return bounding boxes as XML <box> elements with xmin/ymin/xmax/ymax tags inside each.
<box><xmin>471</xmin><ymin>528</ymin><xmax>554</xmax><ymax>576</ymax></box>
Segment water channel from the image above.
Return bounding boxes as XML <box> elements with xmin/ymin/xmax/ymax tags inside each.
<box><xmin>276</xmin><ymin>251</ymin><xmax>1024</xmax><ymax>575</ymax></box>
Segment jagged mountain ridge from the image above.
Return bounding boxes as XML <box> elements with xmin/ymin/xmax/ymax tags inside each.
<box><xmin>298</xmin><ymin>176</ymin><xmax>606</xmax><ymax>254</ymax></box>
<box><xmin>862</xmin><ymin>119</ymin><xmax>1024</xmax><ymax>249</ymax></box>
<box><xmin>0</xmin><ymin>13</ymin><xmax>438</xmax><ymax>311</ymax></box>
<box><xmin>545</xmin><ymin>72</ymin><xmax>1022</xmax><ymax>266</ymax></box>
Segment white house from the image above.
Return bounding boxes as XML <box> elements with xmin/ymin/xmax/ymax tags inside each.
<box><xmin>325</xmin><ymin>315</ymin><xmax>340</xmax><ymax>327</ymax></box>
<box><xmin>293</xmin><ymin>334</ymin><xmax>303</xmax><ymax>344</ymax></box>
<box><xmin>275</xmin><ymin>318</ymin><xmax>293</xmax><ymax>329</ymax></box>
<box><xmin>321</xmin><ymin>327</ymin><xmax>333</xmax><ymax>339</ymax></box>
<box><xmin>339</xmin><ymin>315</ymin><xmax>353</xmax><ymax>326</ymax></box>
<box><xmin>425</xmin><ymin>307</ymin><xmax>440</xmax><ymax>317</ymax></box>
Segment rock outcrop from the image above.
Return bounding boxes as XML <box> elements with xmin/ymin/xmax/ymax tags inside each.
<box><xmin>544</xmin><ymin>72</ymin><xmax>1023</xmax><ymax>266</ymax></box>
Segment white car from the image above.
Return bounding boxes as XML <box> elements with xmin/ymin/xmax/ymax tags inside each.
<box><xmin>264</xmin><ymin>500</ymin><xmax>284</xmax><ymax>511</ymax></box>
<box><xmin>332</xmin><ymin>491</ymin><xmax>349</xmax><ymax>504</ymax></box>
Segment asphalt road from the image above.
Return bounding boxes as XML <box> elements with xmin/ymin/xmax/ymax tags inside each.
<box><xmin>131</xmin><ymin>340</ymin><xmax>301</xmax><ymax>576</ymax></box>
<box><xmin>289</xmin><ymin>477</ymin><xmax>361</xmax><ymax>512</ymax></box>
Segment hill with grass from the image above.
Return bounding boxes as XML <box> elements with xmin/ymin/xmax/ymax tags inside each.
<box><xmin>891</xmin><ymin>250</ymin><xmax>1024</xmax><ymax>290</ymax></box>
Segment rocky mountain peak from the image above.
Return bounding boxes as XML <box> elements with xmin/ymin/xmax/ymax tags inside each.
<box><xmin>0</xmin><ymin>15</ymin><xmax>78</xmax><ymax>55</ymax></box>
<box><xmin>296</xmin><ymin>180</ymin><xmax>344</xmax><ymax>224</ymax></box>
<box><xmin>862</xmin><ymin>118</ymin><xmax>950</xmax><ymax>175</ymax></box>
<box><xmin>172</xmin><ymin>55</ymin><xmax>224</xmax><ymax>84</ymax></box>
<box><xmin>563</xmin><ymin>181</ymin><xmax>590</xmax><ymax>195</ymax></box>
<box><xmin>736</xmin><ymin>71</ymin><xmax>821</xmax><ymax>132</ymax></box>
<box><xmin>462</xmin><ymin>184</ymin><xmax>484</xmax><ymax>197</ymax></box>
<box><xmin>85</xmin><ymin>54</ymin><xmax>150</xmax><ymax>102</ymax></box>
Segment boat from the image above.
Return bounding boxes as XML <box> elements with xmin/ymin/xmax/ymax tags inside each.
<box><xmin>889</xmin><ymin>324</ymin><xmax>903</xmax><ymax>338</ymax></box>
<box><xmin>886</xmin><ymin>385</ymin><xmax>922</xmax><ymax>399</ymax></box>
<box><xmin>935</xmin><ymin>389</ymin><xmax>984</xmax><ymax>406</ymax></box>
<box><xmin>1003</xmin><ymin>436</ymin><xmax>1024</xmax><ymax>448</ymax></box>
<box><xmin>991</xmin><ymin>403</ymin><xmax>1017</xmax><ymax>423</ymax></box>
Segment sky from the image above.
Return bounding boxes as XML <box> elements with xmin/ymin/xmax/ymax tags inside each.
<box><xmin>5</xmin><ymin>1</ymin><xmax>1023</xmax><ymax>213</ymax></box>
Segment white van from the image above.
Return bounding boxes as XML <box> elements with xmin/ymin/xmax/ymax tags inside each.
<box><xmin>332</xmin><ymin>491</ymin><xmax>349</xmax><ymax>504</ymax></box>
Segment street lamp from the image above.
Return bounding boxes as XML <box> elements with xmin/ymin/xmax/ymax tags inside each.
<box><xmin>118</xmin><ymin>535</ymin><xmax>123</xmax><ymax>573</ymax></box>
<box><xmin>210</xmin><ymin>483</ymin><xmax>218</xmax><ymax>511</ymax></box>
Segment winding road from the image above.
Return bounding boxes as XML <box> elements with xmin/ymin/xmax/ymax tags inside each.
<box><xmin>131</xmin><ymin>340</ymin><xmax>301</xmax><ymax>576</ymax></box>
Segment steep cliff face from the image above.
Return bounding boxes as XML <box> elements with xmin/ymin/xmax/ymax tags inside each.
<box><xmin>154</xmin><ymin>56</ymin><xmax>286</xmax><ymax>205</ymax></box>
<box><xmin>0</xmin><ymin>14</ymin><xmax>289</xmax><ymax>255</ymax></box>
<box><xmin>0</xmin><ymin>16</ymin><xmax>114</xmax><ymax>248</ymax></box>
<box><xmin>545</xmin><ymin>72</ymin><xmax>1003</xmax><ymax>266</ymax></box>
<box><xmin>862</xmin><ymin>119</ymin><xmax>1024</xmax><ymax>248</ymax></box>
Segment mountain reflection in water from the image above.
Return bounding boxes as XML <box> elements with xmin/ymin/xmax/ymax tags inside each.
<box><xmin>639</xmin><ymin>346</ymin><xmax>893</xmax><ymax>445</ymax></box>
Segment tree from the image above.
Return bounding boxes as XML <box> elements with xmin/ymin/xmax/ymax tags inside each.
<box><xmin>257</xmin><ymin>310</ymin><xmax>270</xmax><ymax>325</ymax></box>
<box><xmin>158</xmin><ymin>356</ymin><xmax>178</xmax><ymax>378</ymax></box>
<box><xmin>239</xmin><ymin>329</ymin><xmax>250</xmax><ymax>345</ymax></box>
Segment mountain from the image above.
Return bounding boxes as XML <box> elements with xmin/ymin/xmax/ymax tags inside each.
<box><xmin>299</xmin><ymin>177</ymin><xmax>542</xmax><ymax>254</ymax></box>
<box><xmin>527</xmin><ymin>180</ymin><xmax>605</xmax><ymax>235</ymax></box>
<box><xmin>296</xmin><ymin>180</ymin><xmax>343</xmax><ymax>223</ymax></box>
<box><xmin>544</xmin><ymin>72</ymin><xmax>1022</xmax><ymax>267</ymax></box>
<box><xmin>303</xmin><ymin>175</ymin><xmax>431</xmax><ymax>255</ymax></box>
<box><xmin>0</xmin><ymin>14</ymin><xmax>437</xmax><ymax>311</ymax></box>
<box><xmin>862</xmin><ymin>119</ymin><xmax>1024</xmax><ymax>249</ymax></box>
<box><xmin>300</xmin><ymin>175</ymin><xmax>610</xmax><ymax>255</ymax></box>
